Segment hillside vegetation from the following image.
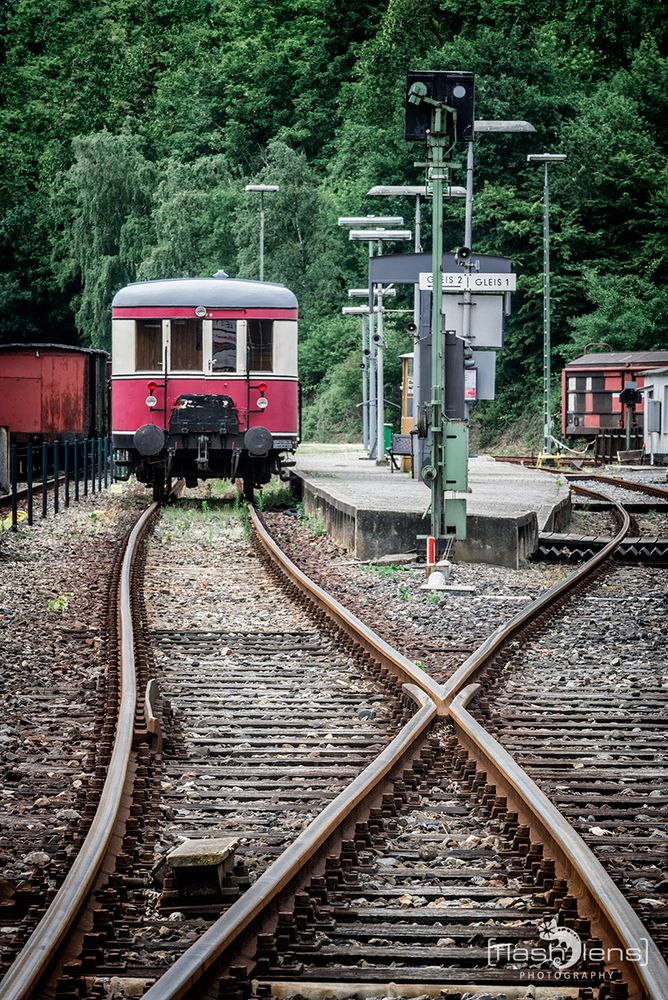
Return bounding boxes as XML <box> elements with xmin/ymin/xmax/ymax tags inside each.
<box><xmin>1</xmin><ymin>0</ymin><xmax>666</xmax><ymax>445</ymax></box>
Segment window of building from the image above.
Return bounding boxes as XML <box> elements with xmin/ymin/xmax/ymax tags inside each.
<box><xmin>247</xmin><ymin>319</ymin><xmax>273</xmax><ymax>371</ymax></box>
<box><xmin>212</xmin><ymin>319</ymin><xmax>237</xmax><ymax>372</ymax></box>
<box><xmin>135</xmin><ymin>320</ymin><xmax>163</xmax><ymax>371</ymax></box>
<box><xmin>170</xmin><ymin>318</ymin><xmax>202</xmax><ymax>370</ymax></box>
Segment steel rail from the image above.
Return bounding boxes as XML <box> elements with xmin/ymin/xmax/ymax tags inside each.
<box><xmin>440</xmin><ymin>485</ymin><xmax>630</xmax><ymax>702</ymax></box>
<box><xmin>249</xmin><ymin>505</ymin><xmax>445</xmax><ymax>708</ymax></box>
<box><xmin>450</xmin><ymin>683</ymin><xmax>668</xmax><ymax>1000</ymax></box>
<box><xmin>438</xmin><ymin>487</ymin><xmax>668</xmax><ymax>999</ymax></box>
<box><xmin>141</xmin><ymin>684</ymin><xmax>438</xmax><ymax>1000</ymax></box>
<box><xmin>567</xmin><ymin>473</ymin><xmax>668</xmax><ymax>501</ymax></box>
<box><xmin>0</xmin><ymin>501</ymin><xmax>158</xmax><ymax>1000</ymax></box>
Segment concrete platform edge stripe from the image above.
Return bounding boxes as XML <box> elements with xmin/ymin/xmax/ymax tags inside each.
<box><xmin>451</xmin><ymin>683</ymin><xmax>668</xmax><ymax>1000</ymax></box>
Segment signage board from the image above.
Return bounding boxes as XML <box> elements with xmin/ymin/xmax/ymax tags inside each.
<box><xmin>419</xmin><ymin>272</ymin><xmax>516</xmax><ymax>292</ymax></box>
<box><xmin>441</xmin><ymin>294</ymin><xmax>505</xmax><ymax>349</ymax></box>
<box><xmin>464</xmin><ymin>369</ymin><xmax>477</xmax><ymax>401</ymax></box>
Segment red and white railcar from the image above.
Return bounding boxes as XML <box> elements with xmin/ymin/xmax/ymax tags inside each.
<box><xmin>111</xmin><ymin>271</ymin><xmax>299</xmax><ymax>499</ymax></box>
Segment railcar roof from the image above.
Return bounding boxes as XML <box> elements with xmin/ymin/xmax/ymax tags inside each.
<box><xmin>567</xmin><ymin>351</ymin><xmax>668</xmax><ymax>367</ymax></box>
<box><xmin>112</xmin><ymin>275</ymin><xmax>298</xmax><ymax>310</ymax></box>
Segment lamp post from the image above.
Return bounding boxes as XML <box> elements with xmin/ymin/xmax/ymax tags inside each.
<box><xmin>457</xmin><ymin>121</ymin><xmax>536</xmax><ymax>351</ymax></box>
<box><xmin>244</xmin><ymin>184</ymin><xmax>279</xmax><ymax>281</ymax></box>
<box><xmin>338</xmin><ymin>217</ymin><xmax>407</xmax><ymax>458</ymax></box>
<box><xmin>349</xmin><ymin>229</ymin><xmax>412</xmax><ymax>460</ymax></box>
<box><xmin>527</xmin><ymin>152</ymin><xmax>567</xmax><ymax>458</ymax></box>
<box><xmin>347</xmin><ymin>289</ymin><xmax>396</xmax><ymax>451</ymax></box>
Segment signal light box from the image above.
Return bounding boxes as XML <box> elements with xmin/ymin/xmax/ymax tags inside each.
<box><xmin>405</xmin><ymin>70</ymin><xmax>475</xmax><ymax>143</ymax></box>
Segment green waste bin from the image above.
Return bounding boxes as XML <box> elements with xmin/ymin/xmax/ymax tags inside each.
<box><xmin>383</xmin><ymin>423</ymin><xmax>392</xmax><ymax>454</ymax></box>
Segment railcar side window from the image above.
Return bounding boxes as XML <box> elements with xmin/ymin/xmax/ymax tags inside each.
<box><xmin>135</xmin><ymin>320</ymin><xmax>163</xmax><ymax>370</ymax></box>
<box><xmin>247</xmin><ymin>319</ymin><xmax>273</xmax><ymax>371</ymax></box>
<box><xmin>171</xmin><ymin>319</ymin><xmax>202</xmax><ymax>370</ymax></box>
<box><xmin>212</xmin><ymin>319</ymin><xmax>237</xmax><ymax>372</ymax></box>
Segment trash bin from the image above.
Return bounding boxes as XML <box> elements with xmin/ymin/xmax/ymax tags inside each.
<box><xmin>383</xmin><ymin>423</ymin><xmax>392</xmax><ymax>454</ymax></box>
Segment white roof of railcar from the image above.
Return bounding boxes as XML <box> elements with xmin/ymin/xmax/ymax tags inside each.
<box><xmin>112</xmin><ymin>272</ymin><xmax>298</xmax><ymax>310</ymax></box>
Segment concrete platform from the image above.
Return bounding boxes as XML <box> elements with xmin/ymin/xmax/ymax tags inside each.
<box><xmin>291</xmin><ymin>445</ymin><xmax>570</xmax><ymax>568</ymax></box>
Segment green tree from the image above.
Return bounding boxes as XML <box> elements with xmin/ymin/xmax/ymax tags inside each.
<box><xmin>51</xmin><ymin>131</ymin><xmax>156</xmax><ymax>349</ymax></box>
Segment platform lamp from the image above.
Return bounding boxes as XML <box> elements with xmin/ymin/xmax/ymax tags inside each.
<box><xmin>349</xmin><ymin>229</ymin><xmax>412</xmax><ymax>462</ymax></box>
<box><xmin>347</xmin><ymin>290</ymin><xmax>396</xmax><ymax>451</ymax></box>
<box><xmin>244</xmin><ymin>184</ymin><xmax>279</xmax><ymax>281</ymax></box>
<box><xmin>338</xmin><ymin>216</ymin><xmax>406</xmax><ymax>459</ymax></box>
<box><xmin>527</xmin><ymin>153</ymin><xmax>567</xmax><ymax>460</ymax></box>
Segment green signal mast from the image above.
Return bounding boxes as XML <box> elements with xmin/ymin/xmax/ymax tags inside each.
<box><xmin>405</xmin><ymin>71</ymin><xmax>475</xmax><ymax>555</ymax></box>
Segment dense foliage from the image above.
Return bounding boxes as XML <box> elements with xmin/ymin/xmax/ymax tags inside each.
<box><xmin>1</xmin><ymin>0</ymin><xmax>665</xmax><ymax>444</ymax></box>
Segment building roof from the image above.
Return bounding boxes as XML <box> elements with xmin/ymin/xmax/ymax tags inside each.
<box><xmin>566</xmin><ymin>351</ymin><xmax>668</xmax><ymax>367</ymax></box>
<box><xmin>112</xmin><ymin>273</ymin><xmax>298</xmax><ymax>310</ymax></box>
<box><xmin>639</xmin><ymin>366</ymin><xmax>668</xmax><ymax>377</ymax></box>
<box><xmin>0</xmin><ymin>342</ymin><xmax>108</xmax><ymax>357</ymax></box>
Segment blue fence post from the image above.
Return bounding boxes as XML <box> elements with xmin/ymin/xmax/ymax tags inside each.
<box><xmin>27</xmin><ymin>443</ymin><xmax>33</xmax><ymax>526</ymax></box>
<box><xmin>97</xmin><ymin>437</ymin><xmax>102</xmax><ymax>492</ymax></box>
<box><xmin>91</xmin><ymin>438</ymin><xmax>96</xmax><ymax>495</ymax></box>
<box><xmin>53</xmin><ymin>441</ymin><xmax>59</xmax><ymax>515</ymax></box>
<box><xmin>41</xmin><ymin>442</ymin><xmax>48</xmax><ymax>518</ymax></box>
<box><xmin>104</xmin><ymin>437</ymin><xmax>109</xmax><ymax>488</ymax></box>
<box><xmin>64</xmin><ymin>441</ymin><xmax>70</xmax><ymax>508</ymax></box>
<box><xmin>74</xmin><ymin>440</ymin><xmax>80</xmax><ymax>502</ymax></box>
<box><xmin>83</xmin><ymin>439</ymin><xmax>88</xmax><ymax>497</ymax></box>
<box><xmin>10</xmin><ymin>445</ymin><xmax>18</xmax><ymax>531</ymax></box>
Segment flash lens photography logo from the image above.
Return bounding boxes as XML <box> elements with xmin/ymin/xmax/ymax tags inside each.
<box><xmin>488</xmin><ymin>914</ymin><xmax>649</xmax><ymax>979</ymax></box>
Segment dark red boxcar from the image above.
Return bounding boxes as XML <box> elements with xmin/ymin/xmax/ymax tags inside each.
<box><xmin>562</xmin><ymin>350</ymin><xmax>668</xmax><ymax>440</ymax></box>
<box><xmin>0</xmin><ymin>343</ymin><xmax>109</xmax><ymax>443</ymax></box>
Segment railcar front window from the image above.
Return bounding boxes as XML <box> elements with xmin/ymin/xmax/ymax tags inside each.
<box><xmin>135</xmin><ymin>320</ymin><xmax>163</xmax><ymax>370</ymax></box>
<box><xmin>212</xmin><ymin>319</ymin><xmax>237</xmax><ymax>372</ymax></box>
<box><xmin>248</xmin><ymin>319</ymin><xmax>273</xmax><ymax>371</ymax></box>
<box><xmin>171</xmin><ymin>319</ymin><xmax>202</xmax><ymax>370</ymax></box>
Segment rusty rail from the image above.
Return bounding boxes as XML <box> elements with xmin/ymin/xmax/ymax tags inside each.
<box><xmin>8</xmin><ymin>484</ymin><xmax>664</xmax><ymax>999</ymax></box>
<box><xmin>141</xmin><ymin>684</ymin><xmax>438</xmax><ymax>1000</ymax></box>
<box><xmin>441</xmin><ymin>484</ymin><xmax>630</xmax><ymax>702</ymax></box>
<box><xmin>450</xmin><ymin>683</ymin><xmax>668</xmax><ymax>1000</ymax></box>
<box><xmin>0</xmin><ymin>502</ymin><xmax>159</xmax><ymax>1000</ymax></box>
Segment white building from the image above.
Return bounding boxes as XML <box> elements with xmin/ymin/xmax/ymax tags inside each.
<box><xmin>640</xmin><ymin>366</ymin><xmax>668</xmax><ymax>464</ymax></box>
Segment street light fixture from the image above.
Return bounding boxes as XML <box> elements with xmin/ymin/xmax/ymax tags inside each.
<box><xmin>527</xmin><ymin>152</ymin><xmax>567</xmax><ymax>459</ymax></box>
<box><xmin>349</xmin><ymin>229</ymin><xmax>412</xmax><ymax>462</ymax></box>
<box><xmin>244</xmin><ymin>184</ymin><xmax>279</xmax><ymax>281</ymax></box>
<box><xmin>338</xmin><ymin>216</ymin><xmax>404</xmax><ymax>227</ymax></box>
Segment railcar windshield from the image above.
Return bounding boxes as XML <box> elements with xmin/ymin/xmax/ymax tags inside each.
<box><xmin>170</xmin><ymin>318</ymin><xmax>202</xmax><ymax>370</ymax></box>
<box><xmin>212</xmin><ymin>319</ymin><xmax>237</xmax><ymax>372</ymax></box>
<box><xmin>248</xmin><ymin>319</ymin><xmax>273</xmax><ymax>371</ymax></box>
<box><xmin>136</xmin><ymin>320</ymin><xmax>162</xmax><ymax>370</ymax></box>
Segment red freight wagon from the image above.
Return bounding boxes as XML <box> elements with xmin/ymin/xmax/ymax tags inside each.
<box><xmin>562</xmin><ymin>351</ymin><xmax>668</xmax><ymax>441</ymax></box>
<box><xmin>0</xmin><ymin>343</ymin><xmax>109</xmax><ymax>444</ymax></box>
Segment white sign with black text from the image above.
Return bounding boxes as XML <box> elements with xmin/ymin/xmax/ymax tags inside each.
<box><xmin>418</xmin><ymin>272</ymin><xmax>516</xmax><ymax>292</ymax></box>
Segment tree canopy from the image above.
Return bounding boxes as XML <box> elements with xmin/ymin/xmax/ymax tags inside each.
<box><xmin>0</xmin><ymin>0</ymin><xmax>665</xmax><ymax>443</ymax></box>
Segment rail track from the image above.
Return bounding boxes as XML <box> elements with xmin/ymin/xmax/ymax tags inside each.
<box><xmin>1</xmin><ymin>482</ymin><xmax>666</xmax><ymax>999</ymax></box>
<box><xmin>538</xmin><ymin>476</ymin><xmax>668</xmax><ymax>563</ymax></box>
